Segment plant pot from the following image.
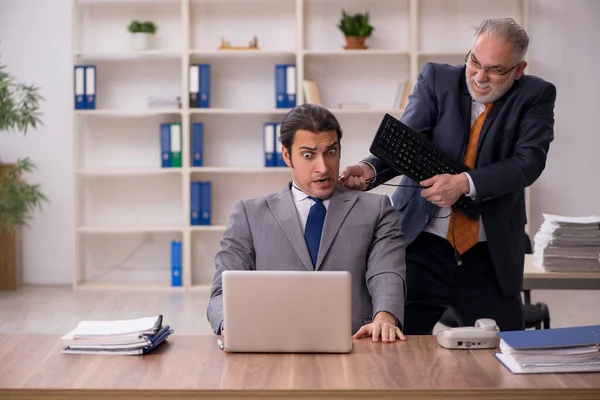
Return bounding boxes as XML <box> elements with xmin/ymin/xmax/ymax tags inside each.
<box><xmin>131</xmin><ymin>32</ymin><xmax>152</xmax><ymax>51</ymax></box>
<box><xmin>344</xmin><ymin>36</ymin><xmax>368</xmax><ymax>50</ymax></box>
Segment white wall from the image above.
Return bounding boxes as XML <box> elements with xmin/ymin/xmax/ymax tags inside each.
<box><xmin>0</xmin><ymin>0</ymin><xmax>74</xmax><ymax>284</ymax></box>
<box><xmin>527</xmin><ymin>0</ymin><xmax>600</xmax><ymax>234</ymax></box>
<box><xmin>0</xmin><ymin>0</ymin><xmax>598</xmax><ymax>284</ymax></box>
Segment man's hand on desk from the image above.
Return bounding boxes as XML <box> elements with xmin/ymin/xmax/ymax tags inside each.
<box><xmin>420</xmin><ymin>173</ymin><xmax>469</xmax><ymax>207</ymax></box>
<box><xmin>353</xmin><ymin>311</ymin><xmax>406</xmax><ymax>343</ymax></box>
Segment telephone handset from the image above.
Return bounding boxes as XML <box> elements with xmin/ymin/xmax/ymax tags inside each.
<box><xmin>436</xmin><ymin>318</ymin><xmax>500</xmax><ymax>349</ymax></box>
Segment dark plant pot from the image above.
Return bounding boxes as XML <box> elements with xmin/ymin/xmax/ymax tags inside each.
<box><xmin>344</xmin><ymin>36</ymin><xmax>368</xmax><ymax>50</ymax></box>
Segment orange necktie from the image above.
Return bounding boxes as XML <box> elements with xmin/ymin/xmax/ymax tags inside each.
<box><xmin>447</xmin><ymin>103</ymin><xmax>493</xmax><ymax>255</ymax></box>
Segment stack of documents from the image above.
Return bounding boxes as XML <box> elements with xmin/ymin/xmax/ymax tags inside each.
<box><xmin>533</xmin><ymin>213</ymin><xmax>600</xmax><ymax>271</ymax></box>
<box><xmin>495</xmin><ymin>325</ymin><xmax>600</xmax><ymax>374</ymax></box>
<box><xmin>61</xmin><ymin>315</ymin><xmax>173</xmax><ymax>355</ymax></box>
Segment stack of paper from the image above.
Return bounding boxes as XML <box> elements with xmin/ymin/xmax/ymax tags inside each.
<box><xmin>61</xmin><ymin>315</ymin><xmax>174</xmax><ymax>355</ymax></box>
<box><xmin>533</xmin><ymin>213</ymin><xmax>600</xmax><ymax>271</ymax></box>
<box><xmin>495</xmin><ymin>325</ymin><xmax>600</xmax><ymax>374</ymax></box>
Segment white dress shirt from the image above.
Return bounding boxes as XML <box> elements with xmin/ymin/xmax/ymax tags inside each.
<box><xmin>291</xmin><ymin>183</ymin><xmax>330</xmax><ymax>233</ymax></box>
<box><xmin>422</xmin><ymin>99</ymin><xmax>486</xmax><ymax>242</ymax></box>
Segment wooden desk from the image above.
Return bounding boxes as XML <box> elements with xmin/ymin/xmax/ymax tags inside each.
<box><xmin>1</xmin><ymin>334</ymin><xmax>599</xmax><ymax>400</ymax></box>
<box><xmin>524</xmin><ymin>254</ymin><xmax>600</xmax><ymax>290</ymax></box>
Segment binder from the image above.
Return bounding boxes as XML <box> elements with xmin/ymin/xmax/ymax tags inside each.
<box><xmin>160</xmin><ymin>123</ymin><xmax>171</xmax><ymax>167</ymax></box>
<box><xmin>275</xmin><ymin>123</ymin><xmax>285</xmax><ymax>166</ymax></box>
<box><xmin>275</xmin><ymin>64</ymin><xmax>287</xmax><ymax>108</ymax></box>
<box><xmin>190</xmin><ymin>181</ymin><xmax>202</xmax><ymax>225</ymax></box>
<box><xmin>200</xmin><ymin>181</ymin><xmax>211</xmax><ymax>225</ymax></box>
<box><xmin>263</xmin><ymin>123</ymin><xmax>275</xmax><ymax>167</ymax></box>
<box><xmin>494</xmin><ymin>324</ymin><xmax>600</xmax><ymax>374</ymax></box>
<box><xmin>171</xmin><ymin>240</ymin><xmax>182</xmax><ymax>287</ymax></box>
<box><xmin>84</xmin><ymin>66</ymin><xmax>96</xmax><ymax>109</ymax></box>
<box><xmin>169</xmin><ymin>123</ymin><xmax>182</xmax><ymax>168</ymax></box>
<box><xmin>285</xmin><ymin>65</ymin><xmax>296</xmax><ymax>108</ymax></box>
<box><xmin>199</xmin><ymin>64</ymin><xmax>210</xmax><ymax>108</ymax></box>
<box><xmin>191</xmin><ymin>122</ymin><xmax>204</xmax><ymax>166</ymax></box>
<box><xmin>74</xmin><ymin>66</ymin><xmax>86</xmax><ymax>110</ymax></box>
<box><xmin>189</xmin><ymin>64</ymin><xmax>199</xmax><ymax>108</ymax></box>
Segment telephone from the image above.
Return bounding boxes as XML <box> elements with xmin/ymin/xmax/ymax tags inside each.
<box><xmin>436</xmin><ymin>318</ymin><xmax>500</xmax><ymax>349</ymax></box>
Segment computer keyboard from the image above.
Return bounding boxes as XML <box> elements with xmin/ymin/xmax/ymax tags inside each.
<box><xmin>369</xmin><ymin>113</ymin><xmax>481</xmax><ymax>220</ymax></box>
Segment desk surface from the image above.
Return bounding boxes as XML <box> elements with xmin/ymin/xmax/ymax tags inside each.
<box><xmin>523</xmin><ymin>254</ymin><xmax>600</xmax><ymax>290</ymax></box>
<box><xmin>1</xmin><ymin>334</ymin><xmax>599</xmax><ymax>400</ymax></box>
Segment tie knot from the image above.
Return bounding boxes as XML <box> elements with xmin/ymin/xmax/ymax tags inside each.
<box><xmin>308</xmin><ymin>196</ymin><xmax>323</xmax><ymax>204</ymax></box>
<box><xmin>484</xmin><ymin>103</ymin><xmax>493</xmax><ymax>110</ymax></box>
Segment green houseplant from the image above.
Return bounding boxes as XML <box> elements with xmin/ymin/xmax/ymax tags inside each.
<box><xmin>337</xmin><ymin>10</ymin><xmax>374</xmax><ymax>50</ymax></box>
<box><xmin>127</xmin><ymin>20</ymin><xmax>158</xmax><ymax>51</ymax></box>
<box><xmin>0</xmin><ymin>58</ymin><xmax>47</xmax><ymax>236</ymax></box>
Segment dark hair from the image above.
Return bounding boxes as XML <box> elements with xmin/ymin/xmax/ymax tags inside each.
<box><xmin>279</xmin><ymin>103</ymin><xmax>343</xmax><ymax>155</ymax></box>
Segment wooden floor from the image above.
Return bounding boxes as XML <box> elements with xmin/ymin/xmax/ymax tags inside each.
<box><xmin>0</xmin><ymin>285</ymin><xmax>599</xmax><ymax>334</ymax></box>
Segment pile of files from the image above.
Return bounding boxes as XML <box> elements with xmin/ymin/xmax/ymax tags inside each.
<box><xmin>533</xmin><ymin>213</ymin><xmax>600</xmax><ymax>271</ymax></box>
<box><xmin>61</xmin><ymin>315</ymin><xmax>173</xmax><ymax>355</ymax></box>
<box><xmin>495</xmin><ymin>325</ymin><xmax>600</xmax><ymax>374</ymax></box>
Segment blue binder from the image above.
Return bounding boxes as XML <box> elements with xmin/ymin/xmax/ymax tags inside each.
<box><xmin>499</xmin><ymin>324</ymin><xmax>600</xmax><ymax>349</ymax></box>
<box><xmin>275</xmin><ymin>64</ymin><xmax>287</xmax><ymax>108</ymax></box>
<box><xmin>199</xmin><ymin>64</ymin><xmax>210</xmax><ymax>108</ymax></box>
<box><xmin>74</xmin><ymin>66</ymin><xmax>85</xmax><ymax>110</ymax></box>
<box><xmin>191</xmin><ymin>122</ymin><xmax>204</xmax><ymax>166</ymax></box>
<box><xmin>160</xmin><ymin>123</ymin><xmax>171</xmax><ymax>167</ymax></box>
<box><xmin>200</xmin><ymin>181</ymin><xmax>211</xmax><ymax>225</ymax></box>
<box><xmin>190</xmin><ymin>181</ymin><xmax>202</xmax><ymax>225</ymax></box>
<box><xmin>275</xmin><ymin>123</ymin><xmax>285</xmax><ymax>166</ymax></box>
<box><xmin>263</xmin><ymin>123</ymin><xmax>275</xmax><ymax>167</ymax></box>
<box><xmin>84</xmin><ymin>65</ymin><xmax>96</xmax><ymax>109</ymax></box>
<box><xmin>171</xmin><ymin>240</ymin><xmax>182</xmax><ymax>287</ymax></box>
<box><xmin>285</xmin><ymin>64</ymin><xmax>296</xmax><ymax>108</ymax></box>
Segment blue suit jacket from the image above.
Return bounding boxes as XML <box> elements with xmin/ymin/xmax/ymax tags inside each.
<box><xmin>365</xmin><ymin>62</ymin><xmax>556</xmax><ymax>296</ymax></box>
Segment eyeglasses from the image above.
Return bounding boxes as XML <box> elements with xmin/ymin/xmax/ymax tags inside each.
<box><xmin>465</xmin><ymin>51</ymin><xmax>522</xmax><ymax>76</ymax></box>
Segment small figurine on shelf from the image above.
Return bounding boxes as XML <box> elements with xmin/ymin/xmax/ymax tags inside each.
<box><xmin>128</xmin><ymin>20</ymin><xmax>158</xmax><ymax>51</ymax></box>
<box><xmin>337</xmin><ymin>10</ymin><xmax>374</xmax><ymax>50</ymax></box>
<box><xmin>218</xmin><ymin>35</ymin><xmax>259</xmax><ymax>50</ymax></box>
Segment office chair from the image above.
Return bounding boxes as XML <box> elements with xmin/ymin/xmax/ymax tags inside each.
<box><xmin>438</xmin><ymin>233</ymin><xmax>550</xmax><ymax>330</ymax></box>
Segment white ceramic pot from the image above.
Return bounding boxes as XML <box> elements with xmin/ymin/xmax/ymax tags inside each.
<box><xmin>131</xmin><ymin>32</ymin><xmax>151</xmax><ymax>51</ymax></box>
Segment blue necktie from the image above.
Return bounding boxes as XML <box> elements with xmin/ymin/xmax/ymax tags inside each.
<box><xmin>304</xmin><ymin>197</ymin><xmax>326</xmax><ymax>267</ymax></box>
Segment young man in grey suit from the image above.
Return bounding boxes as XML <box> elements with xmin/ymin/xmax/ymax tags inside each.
<box><xmin>207</xmin><ymin>103</ymin><xmax>407</xmax><ymax>343</ymax></box>
<box><xmin>340</xmin><ymin>17</ymin><xmax>556</xmax><ymax>334</ymax></box>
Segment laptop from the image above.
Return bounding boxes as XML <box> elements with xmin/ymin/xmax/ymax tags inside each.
<box><xmin>221</xmin><ymin>270</ymin><xmax>353</xmax><ymax>353</ymax></box>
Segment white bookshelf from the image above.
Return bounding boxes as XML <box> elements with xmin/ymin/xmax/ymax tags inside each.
<box><xmin>72</xmin><ymin>0</ymin><xmax>528</xmax><ymax>291</ymax></box>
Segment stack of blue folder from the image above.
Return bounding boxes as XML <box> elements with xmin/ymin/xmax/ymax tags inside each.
<box><xmin>495</xmin><ymin>324</ymin><xmax>600</xmax><ymax>374</ymax></box>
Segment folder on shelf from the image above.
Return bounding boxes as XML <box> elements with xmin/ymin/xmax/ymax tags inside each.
<box><xmin>275</xmin><ymin>123</ymin><xmax>285</xmax><ymax>167</ymax></box>
<box><xmin>275</xmin><ymin>64</ymin><xmax>287</xmax><ymax>108</ymax></box>
<box><xmin>74</xmin><ymin>66</ymin><xmax>85</xmax><ymax>110</ymax></box>
<box><xmin>160</xmin><ymin>122</ymin><xmax>171</xmax><ymax>167</ymax></box>
<box><xmin>199</xmin><ymin>64</ymin><xmax>211</xmax><ymax>108</ymax></box>
<box><xmin>200</xmin><ymin>181</ymin><xmax>211</xmax><ymax>225</ymax></box>
<box><xmin>286</xmin><ymin>64</ymin><xmax>296</xmax><ymax>108</ymax></box>
<box><xmin>171</xmin><ymin>240</ymin><xmax>182</xmax><ymax>287</ymax></box>
<box><xmin>190</xmin><ymin>181</ymin><xmax>202</xmax><ymax>225</ymax></box>
<box><xmin>191</xmin><ymin>122</ymin><xmax>204</xmax><ymax>167</ymax></box>
<box><xmin>170</xmin><ymin>123</ymin><xmax>182</xmax><ymax>167</ymax></box>
<box><xmin>302</xmin><ymin>79</ymin><xmax>322</xmax><ymax>106</ymax></box>
<box><xmin>189</xmin><ymin>64</ymin><xmax>199</xmax><ymax>108</ymax></box>
<box><xmin>494</xmin><ymin>324</ymin><xmax>600</xmax><ymax>374</ymax></box>
<box><xmin>84</xmin><ymin>65</ymin><xmax>96</xmax><ymax>109</ymax></box>
<box><xmin>263</xmin><ymin>123</ymin><xmax>275</xmax><ymax>167</ymax></box>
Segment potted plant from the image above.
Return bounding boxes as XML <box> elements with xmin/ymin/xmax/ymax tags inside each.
<box><xmin>337</xmin><ymin>10</ymin><xmax>374</xmax><ymax>50</ymax></box>
<box><xmin>128</xmin><ymin>20</ymin><xmax>158</xmax><ymax>51</ymax></box>
<box><xmin>0</xmin><ymin>58</ymin><xmax>48</xmax><ymax>290</ymax></box>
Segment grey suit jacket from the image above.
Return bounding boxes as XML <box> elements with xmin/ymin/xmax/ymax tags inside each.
<box><xmin>365</xmin><ymin>62</ymin><xmax>556</xmax><ymax>297</ymax></box>
<box><xmin>207</xmin><ymin>184</ymin><xmax>407</xmax><ymax>335</ymax></box>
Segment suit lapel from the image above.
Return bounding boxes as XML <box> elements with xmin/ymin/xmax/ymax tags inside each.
<box><xmin>315</xmin><ymin>188</ymin><xmax>357</xmax><ymax>271</ymax></box>
<box><xmin>477</xmin><ymin>93</ymin><xmax>507</xmax><ymax>157</ymax></box>
<box><xmin>460</xmin><ymin>68</ymin><xmax>473</xmax><ymax>149</ymax></box>
<box><xmin>267</xmin><ymin>184</ymin><xmax>314</xmax><ymax>271</ymax></box>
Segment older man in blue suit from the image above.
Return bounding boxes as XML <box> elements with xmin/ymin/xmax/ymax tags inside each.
<box><xmin>340</xmin><ymin>17</ymin><xmax>556</xmax><ymax>334</ymax></box>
